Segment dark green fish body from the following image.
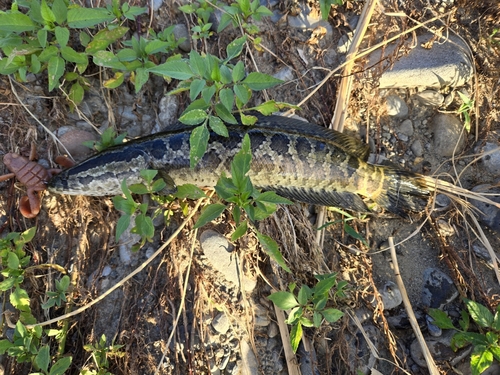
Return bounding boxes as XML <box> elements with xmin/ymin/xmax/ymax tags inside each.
<box><xmin>48</xmin><ymin>115</ymin><xmax>431</xmax><ymax>215</ymax></box>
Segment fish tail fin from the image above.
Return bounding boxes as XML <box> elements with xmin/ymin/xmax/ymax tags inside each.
<box><xmin>373</xmin><ymin>169</ymin><xmax>500</xmax><ymax>216</ymax></box>
<box><xmin>371</xmin><ymin>169</ymin><xmax>431</xmax><ymax>216</ymax></box>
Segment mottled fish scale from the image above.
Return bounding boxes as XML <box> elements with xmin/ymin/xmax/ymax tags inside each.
<box><xmin>49</xmin><ymin>115</ymin><xmax>431</xmax><ymax>216</ymax></box>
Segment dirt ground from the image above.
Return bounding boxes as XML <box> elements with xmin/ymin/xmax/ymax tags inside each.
<box><xmin>1</xmin><ymin>0</ymin><xmax>500</xmax><ymax>374</ymax></box>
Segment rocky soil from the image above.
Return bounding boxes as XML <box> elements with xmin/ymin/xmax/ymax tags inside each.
<box><xmin>1</xmin><ymin>0</ymin><xmax>500</xmax><ymax>374</ymax></box>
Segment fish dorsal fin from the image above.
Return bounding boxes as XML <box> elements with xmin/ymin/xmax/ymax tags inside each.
<box><xmin>250</xmin><ymin>114</ymin><xmax>370</xmax><ymax>161</ymax></box>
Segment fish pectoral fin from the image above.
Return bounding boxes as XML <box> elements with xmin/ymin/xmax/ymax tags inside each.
<box><xmin>157</xmin><ymin>170</ymin><xmax>177</xmax><ymax>195</ymax></box>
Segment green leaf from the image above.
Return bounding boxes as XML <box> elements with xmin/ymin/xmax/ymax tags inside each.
<box><xmin>179</xmin><ymin>109</ymin><xmax>207</xmax><ymax>125</ymax></box>
<box><xmin>79</xmin><ymin>31</ymin><xmax>91</xmax><ymax>46</ymax></box>
<box><xmin>104</xmin><ymin>71</ymin><xmax>125</xmax><ymax>89</ymax></box>
<box><xmin>129</xmin><ymin>183</ymin><xmax>149</xmax><ymax>195</ymax></box>
<box><xmin>134</xmin><ymin>67</ymin><xmax>149</xmax><ymax>93</ymax></box>
<box><xmin>470</xmin><ymin>346</ymin><xmax>492</xmax><ymax>375</ymax></box>
<box><xmin>69</xmin><ymin>82</ymin><xmax>84</xmax><ymax>106</ymax></box>
<box><xmin>242</xmin><ymin>72</ymin><xmax>283</xmax><ymax>90</ymax></box>
<box><xmin>49</xmin><ymin>356</ymin><xmax>72</xmax><ymax>375</ymax></box>
<box><xmin>41</xmin><ymin>0</ymin><xmax>57</xmax><ymax>26</ymax></box>
<box><xmin>189</xmin><ymin>124</ymin><xmax>210</xmax><ymax>168</ymax></box>
<box><xmin>35</xmin><ymin>345</ymin><xmax>50</xmax><ymax>373</ymax></box>
<box><xmin>37</xmin><ymin>29</ymin><xmax>47</xmax><ymax>48</ymax></box>
<box><xmin>190</xmin><ymin>79</ymin><xmax>206</xmax><ymax>101</ymax></box>
<box><xmin>268</xmin><ymin>291</ymin><xmax>299</xmax><ymax>309</ymax></box>
<box><xmin>0</xmin><ymin>340</ymin><xmax>14</xmax><ymax>355</ymax></box>
<box><xmin>60</xmin><ymin>46</ymin><xmax>87</xmax><ymax>64</ymax></box>
<box><xmin>52</xmin><ymin>0</ymin><xmax>68</xmax><ymax>24</ymax></box>
<box><xmin>199</xmin><ymin>85</ymin><xmax>214</xmax><ymax>105</ymax></box>
<box><xmin>220</xmin><ymin>64</ymin><xmax>233</xmax><ymax>84</ymax></box>
<box><xmin>193</xmin><ymin>203</ymin><xmax>226</xmax><ymax>229</ymax></box>
<box><xmin>231</xmin><ymin>221</ymin><xmax>248</xmax><ymax>241</ymax></box>
<box><xmin>92</xmin><ymin>50</ymin><xmax>126</xmax><ymax>70</ymax></box>
<box><xmin>232</xmin><ymin>61</ymin><xmax>245</xmax><ymax>83</ymax></box>
<box><xmin>240</xmin><ymin>113</ymin><xmax>257</xmax><ymax>125</ymax></box>
<box><xmin>465</xmin><ymin>299</ymin><xmax>494</xmax><ymax>328</ymax></box>
<box><xmin>234</xmin><ymin>84</ymin><xmax>251</xmax><ymax>105</ymax></box>
<box><xmin>67</xmin><ymin>7</ymin><xmax>115</xmax><ymax>28</ymax></box>
<box><xmin>87</xmin><ymin>26</ymin><xmax>129</xmax><ymax>54</ymax></box>
<box><xmin>217</xmin><ymin>12</ymin><xmax>234</xmax><ymax>33</ymax></box>
<box><xmin>134</xmin><ymin>215</ymin><xmax>154</xmax><ymax>240</ymax></box>
<box><xmin>493</xmin><ymin>306</ymin><xmax>500</xmax><ymax>332</ymax></box>
<box><xmin>219</xmin><ymin>88</ymin><xmax>234</xmax><ymax>113</ymax></box>
<box><xmin>0</xmin><ymin>13</ymin><xmax>36</xmax><ymax>33</ymax></box>
<box><xmin>231</xmin><ymin>134</ymin><xmax>251</xmax><ymax>188</ymax></box>
<box><xmin>313</xmin><ymin>311</ymin><xmax>322</xmax><ymax>327</ymax></box>
<box><xmin>344</xmin><ymin>223</ymin><xmax>368</xmax><ymax>247</ymax></box>
<box><xmin>175</xmin><ymin>184</ymin><xmax>207</xmax><ymax>199</ymax></box>
<box><xmin>144</xmin><ymin>39</ymin><xmax>170</xmax><ymax>55</ymax></box>
<box><xmin>47</xmin><ymin>55</ymin><xmax>65</xmax><ymax>91</ymax></box>
<box><xmin>255</xmin><ymin>191</ymin><xmax>293</xmax><ymax>205</ymax></box>
<box><xmin>189</xmin><ymin>50</ymin><xmax>207</xmax><ymax>77</ymax></box>
<box><xmin>256</xmin><ymin>231</ymin><xmax>290</xmax><ymax>272</ymax></box>
<box><xmin>322</xmin><ymin>308</ymin><xmax>344</xmax><ymax>323</ymax></box>
<box><xmin>58</xmin><ymin>275</ymin><xmax>70</xmax><ymax>291</ymax></box>
<box><xmin>10</xmin><ymin>286</ymin><xmax>30</xmax><ymax>312</ymax></box>
<box><xmin>7</xmin><ymin>252</ymin><xmax>19</xmax><ymax>270</ymax></box>
<box><xmin>148</xmin><ymin>60</ymin><xmax>194</xmax><ymax>80</ymax></box>
<box><xmin>215</xmin><ymin>103</ymin><xmax>237</xmax><ymax>124</ymax></box>
<box><xmin>55</xmin><ymin>26</ymin><xmax>69</xmax><ymax>47</ymax></box>
<box><xmin>208</xmin><ymin>116</ymin><xmax>228</xmax><ymax>137</ymax></box>
<box><xmin>314</xmin><ymin>276</ymin><xmax>338</xmax><ymax>298</ymax></box>
<box><xmin>297</xmin><ymin>285</ymin><xmax>311</xmax><ymax>306</ymax></box>
<box><xmin>115</xmin><ymin>215</ymin><xmax>131</xmax><ymax>242</ymax></box>
<box><xmin>290</xmin><ymin>322</ymin><xmax>302</xmax><ymax>353</ymax></box>
<box><xmin>31</xmin><ymin>54</ymin><xmax>41</xmax><ymax>73</ymax></box>
<box><xmin>490</xmin><ymin>345</ymin><xmax>500</xmax><ymax>363</ymax></box>
<box><xmin>226</xmin><ymin>35</ymin><xmax>247</xmax><ymax>61</ymax></box>
<box><xmin>21</xmin><ymin>227</ymin><xmax>37</xmax><ymax>243</ymax></box>
<box><xmin>427</xmin><ymin>309</ymin><xmax>456</xmax><ymax>330</ymax></box>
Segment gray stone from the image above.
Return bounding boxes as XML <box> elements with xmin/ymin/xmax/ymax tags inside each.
<box><xmin>431</xmin><ymin>113</ymin><xmax>466</xmax><ymax>157</ymax></box>
<box><xmin>240</xmin><ymin>340</ymin><xmax>259</xmax><ymax>375</ymax></box>
<box><xmin>156</xmin><ymin>95</ymin><xmax>179</xmax><ymax>131</ymax></box>
<box><xmin>212</xmin><ymin>312</ymin><xmax>230</xmax><ymax>334</ymax></box>
<box><xmin>477</xmin><ymin>141</ymin><xmax>500</xmax><ymax>175</ymax></box>
<box><xmin>200</xmin><ymin>230</ymin><xmax>238</xmax><ymax>285</ymax></box>
<box><xmin>411</xmin><ymin>139</ymin><xmax>423</xmax><ymax>157</ymax></box>
<box><xmin>385</xmin><ymin>95</ymin><xmax>408</xmax><ymax>118</ymax></box>
<box><xmin>273</xmin><ymin>66</ymin><xmax>294</xmax><ymax>82</ymax></box>
<box><xmin>435</xmin><ymin>194</ymin><xmax>451</xmax><ymax>208</ymax></box>
<box><xmin>267</xmin><ymin>322</ymin><xmax>279</xmax><ymax>338</ymax></box>
<box><xmin>470</xmin><ymin>184</ymin><xmax>500</xmax><ymax>233</ymax></box>
<box><xmin>426</xmin><ymin>314</ymin><xmax>442</xmax><ymax>337</ymax></box>
<box><xmin>410</xmin><ymin>331</ymin><xmax>471</xmax><ymax>368</ymax></box>
<box><xmin>377</xmin><ymin>281</ymin><xmax>402</xmax><ymax>310</ymax></box>
<box><xmin>173</xmin><ymin>24</ymin><xmax>191</xmax><ymax>52</ymax></box>
<box><xmin>414</xmin><ymin>90</ymin><xmax>444</xmax><ymax>107</ymax></box>
<box><xmin>397</xmin><ymin>119</ymin><xmax>414</xmax><ymax>137</ymax></box>
<box><xmin>287</xmin><ymin>4</ymin><xmax>332</xmax><ymax>34</ymax></box>
<box><xmin>337</xmin><ymin>32</ymin><xmax>354</xmax><ymax>54</ymax></box>
<box><xmin>370</xmin><ymin>33</ymin><xmax>473</xmax><ymax>89</ymax></box>
<box><xmin>472</xmin><ymin>243</ymin><xmax>495</xmax><ymax>267</ymax></box>
<box><xmin>152</xmin><ymin>0</ymin><xmax>163</xmax><ymax>11</ymax></box>
<box><xmin>298</xmin><ymin>340</ymin><xmax>320</xmax><ymax>375</ymax></box>
<box><xmin>422</xmin><ymin>268</ymin><xmax>458</xmax><ymax>309</ymax></box>
<box><xmin>253</xmin><ymin>303</ymin><xmax>270</xmax><ymax>327</ymax></box>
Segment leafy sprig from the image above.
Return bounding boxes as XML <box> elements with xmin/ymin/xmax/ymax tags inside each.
<box><xmin>268</xmin><ymin>273</ymin><xmax>347</xmax><ymax>352</ymax></box>
<box><xmin>429</xmin><ymin>299</ymin><xmax>500</xmax><ymax>375</ymax></box>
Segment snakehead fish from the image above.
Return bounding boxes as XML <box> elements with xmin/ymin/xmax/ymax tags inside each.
<box><xmin>48</xmin><ymin>115</ymin><xmax>452</xmax><ymax>216</ymax></box>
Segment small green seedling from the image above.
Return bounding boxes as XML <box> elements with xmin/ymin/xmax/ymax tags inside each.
<box><xmin>429</xmin><ymin>299</ymin><xmax>500</xmax><ymax>375</ymax></box>
<box><xmin>268</xmin><ymin>272</ymin><xmax>346</xmax><ymax>352</ymax></box>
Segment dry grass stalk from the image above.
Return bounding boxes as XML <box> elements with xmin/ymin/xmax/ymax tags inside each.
<box><xmin>26</xmin><ymin>197</ymin><xmax>207</xmax><ymax>329</ymax></box>
<box><xmin>388</xmin><ymin>237</ymin><xmax>441</xmax><ymax>375</ymax></box>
